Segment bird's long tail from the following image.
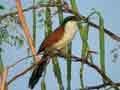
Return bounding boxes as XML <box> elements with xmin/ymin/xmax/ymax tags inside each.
<box><xmin>29</xmin><ymin>56</ymin><xmax>48</xmax><ymax>89</ymax></box>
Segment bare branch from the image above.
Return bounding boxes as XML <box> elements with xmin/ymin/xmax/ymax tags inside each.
<box><xmin>56</xmin><ymin>53</ymin><xmax>113</xmax><ymax>83</ymax></box>
<box><xmin>7</xmin><ymin>55</ymin><xmax>32</xmax><ymax>69</ymax></box>
<box><xmin>0</xmin><ymin>1</ymin><xmax>119</xmax><ymax>41</ymax></box>
<box><xmin>76</xmin><ymin>82</ymin><xmax>120</xmax><ymax>90</ymax></box>
<box><xmin>62</xmin><ymin>6</ymin><xmax>120</xmax><ymax>42</ymax></box>
<box><xmin>86</xmin><ymin>83</ymin><xmax>110</xmax><ymax>90</ymax></box>
<box><xmin>7</xmin><ymin>52</ymin><xmax>120</xmax><ymax>88</ymax></box>
<box><xmin>7</xmin><ymin>64</ymin><xmax>35</xmax><ymax>85</ymax></box>
<box><xmin>0</xmin><ymin>3</ymin><xmax>62</xmax><ymax>21</ymax></box>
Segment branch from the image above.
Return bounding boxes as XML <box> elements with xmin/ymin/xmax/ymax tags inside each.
<box><xmin>0</xmin><ymin>76</ymin><xmax>2</xmax><ymax>89</ymax></box>
<box><xmin>62</xmin><ymin>4</ymin><xmax>120</xmax><ymax>42</ymax></box>
<box><xmin>1</xmin><ymin>68</ymin><xmax>8</xmax><ymax>90</ymax></box>
<box><xmin>57</xmin><ymin>53</ymin><xmax>120</xmax><ymax>89</ymax></box>
<box><xmin>7</xmin><ymin>52</ymin><xmax>120</xmax><ymax>88</ymax></box>
<box><xmin>85</xmin><ymin>83</ymin><xmax>110</xmax><ymax>90</ymax></box>
<box><xmin>0</xmin><ymin>3</ymin><xmax>62</xmax><ymax>21</ymax></box>
<box><xmin>1</xmin><ymin>1</ymin><xmax>119</xmax><ymax>41</ymax></box>
<box><xmin>76</xmin><ymin>82</ymin><xmax>120</xmax><ymax>90</ymax></box>
<box><xmin>55</xmin><ymin>52</ymin><xmax>120</xmax><ymax>87</ymax></box>
<box><xmin>57</xmin><ymin>53</ymin><xmax>112</xmax><ymax>83</ymax></box>
<box><xmin>7</xmin><ymin>55</ymin><xmax>33</xmax><ymax>69</ymax></box>
<box><xmin>76</xmin><ymin>83</ymin><xmax>112</xmax><ymax>90</ymax></box>
<box><xmin>7</xmin><ymin>64</ymin><xmax>35</xmax><ymax>85</ymax></box>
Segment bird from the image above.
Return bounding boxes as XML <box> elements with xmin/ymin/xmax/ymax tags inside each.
<box><xmin>29</xmin><ymin>15</ymin><xmax>120</xmax><ymax>89</ymax></box>
<box><xmin>28</xmin><ymin>16</ymin><xmax>80</xmax><ymax>89</ymax></box>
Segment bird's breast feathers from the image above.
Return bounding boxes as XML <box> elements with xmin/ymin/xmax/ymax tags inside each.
<box><xmin>38</xmin><ymin>21</ymin><xmax>78</xmax><ymax>53</ymax></box>
<box><xmin>53</xmin><ymin>21</ymin><xmax>77</xmax><ymax>49</ymax></box>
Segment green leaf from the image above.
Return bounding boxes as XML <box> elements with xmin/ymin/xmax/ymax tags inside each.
<box><xmin>79</xmin><ymin>24</ymin><xmax>88</xmax><ymax>88</ymax></box>
<box><xmin>45</xmin><ymin>7</ymin><xmax>63</xmax><ymax>90</ymax></box>
<box><xmin>0</xmin><ymin>52</ymin><xmax>4</xmax><ymax>75</ymax></box>
<box><xmin>52</xmin><ymin>56</ymin><xmax>63</xmax><ymax>90</ymax></box>
<box><xmin>70</xmin><ymin>0</ymin><xmax>85</xmax><ymax>88</ymax></box>
<box><xmin>0</xmin><ymin>5</ymin><xmax>5</xmax><ymax>10</ymax></box>
<box><xmin>15</xmin><ymin>36</ymin><xmax>24</xmax><ymax>48</ymax></box>
<box><xmin>41</xmin><ymin>71</ymin><xmax>46</xmax><ymax>90</ymax></box>
<box><xmin>66</xmin><ymin>43</ymin><xmax>72</xmax><ymax>90</ymax></box>
<box><xmin>95</xmin><ymin>11</ymin><xmax>105</xmax><ymax>72</ymax></box>
<box><xmin>41</xmin><ymin>79</ymin><xmax>46</xmax><ymax>90</ymax></box>
<box><xmin>57</xmin><ymin>0</ymin><xmax>64</xmax><ymax>24</ymax></box>
<box><xmin>98</xmin><ymin>13</ymin><xmax>105</xmax><ymax>72</ymax></box>
<box><xmin>32</xmin><ymin>0</ymin><xmax>36</xmax><ymax>48</ymax></box>
<box><xmin>70</xmin><ymin>0</ymin><xmax>78</xmax><ymax>15</ymax></box>
<box><xmin>32</xmin><ymin>0</ymin><xmax>37</xmax><ymax>62</ymax></box>
<box><xmin>18</xmin><ymin>39</ymin><xmax>24</xmax><ymax>48</ymax></box>
<box><xmin>57</xmin><ymin>0</ymin><xmax>72</xmax><ymax>89</ymax></box>
<box><xmin>0</xmin><ymin>28</ymin><xmax>9</xmax><ymax>41</ymax></box>
<box><xmin>45</xmin><ymin>7</ymin><xmax>52</xmax><ymax>36</ymax></box>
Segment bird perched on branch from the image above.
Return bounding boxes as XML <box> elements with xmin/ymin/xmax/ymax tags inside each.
<box><xmin>29</xmin><ymin>16</ymin><xmax>80</xmax><ymax>89</ymax></box>
<box><xmin>29</xmin><ymin>15</ymin><xmax>120</xmax><ymax>89</ymax></box>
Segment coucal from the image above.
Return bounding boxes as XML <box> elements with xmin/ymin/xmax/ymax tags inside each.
<box><xmin>29</xmin><ymin>16</ymin><xmax>80</xmax><ymax>89</ymax></box>
<box><xmin>29</xmin><ymin>15</ymin><xmax>120</xmax><ymax>89</ymax></box>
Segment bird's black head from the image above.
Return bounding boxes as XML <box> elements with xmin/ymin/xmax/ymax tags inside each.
<box><xmin>62</xmin><ymin>16</ymin><xmax>80</xmax><ymax>26</ymax></box>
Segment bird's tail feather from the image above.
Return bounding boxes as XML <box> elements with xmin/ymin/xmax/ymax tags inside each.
<box><xmin>29</xmin><ymin>58</ymin><xmax>48</xmax><ymax>89</ymax></box>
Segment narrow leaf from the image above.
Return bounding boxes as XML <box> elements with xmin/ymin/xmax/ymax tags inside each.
<box><xmin>0</xmin><ymin>52</ymin><xmax>4</xmax><ymax>75</ymax></box>
<box><xmin>41</xmin><ymin>79</ymin><xmax>46</xmax><ymax>90</ymax></box>
<box><xmin>45</xmin><ymin>7</ymin><xmax>63</xmax><ymax>90</ymax></box>
<box><xmin>52</xmin><ymin>56</ymin><xmax>63</xmax><ymax>90</ymax></box>
<box><xmin>97</xmin><ymin>12</ymin><xmax>105</xmax><ymax>72</ymax></box>
<box><xmin>32</xmin><ymin>0</ymin><xmax>36</xmax><ymax>48</ymax></box>
<box><xmin>0</xmin><ymin>5</ymin><xmax>5</xmax><ymax>10</ymax></box>
<box><xmin>57</xmin><ymin>0</ymin><xmax>64</xmax><ymax>24</ymax></box>
<box><xmin>79</xmin><ymin>24</ymin><xmax>88</xmax><ymax>88</ymax></box>
<box><xmin>70</xmin><ymin>0</ymin><xmax>85</xmax><ymax>88</ymax></box>
<box><xmin>66</xmin><ymin>43</ymin><xmax>72</xmax><ymax>90</ymax></box>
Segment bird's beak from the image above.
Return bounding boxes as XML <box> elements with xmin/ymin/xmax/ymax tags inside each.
<box><xmin>76</xmin><ymin>16</ymin><xmax>81</xmax><ymax>21</ymax></box>
<box><xmin>76</xmin><ymin>16</ymin><xmax>87</xmax><ymax>25</ymax></box>
<box><xmin>76</xmin><ymin>16</ymin><xmax>81</xmax><ymax>23</ymax></box>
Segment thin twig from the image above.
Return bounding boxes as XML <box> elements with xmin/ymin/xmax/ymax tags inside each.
<box><xmin>57</xmin><ymin>53</ymin><xmax>113</xmax><ymax>83</ymax></box>
<box><xmin>7</xmin><ymin>55</ymin><xmax>32</xmax><ymax>69</ymax></box>
<box><xmin>76</xmin><ymin>82</ymin><xmax>119</xmax><ymax>90</ymax></box>
<box><xmin>0</xmin><ymin>1</ymin><xmax>119</xmax><ymax>41</ymax></box>
<box><xmin>62</xmin><ymin>7</ymin><xmax>120</xmax><ymax>42</ymax></box>
<box><xmin>7</xmin><ymin>52</ymin><xmax>120</xmax><ymax>89</ymax></box>
<box><xmin>76</xmin><ymin>83</ymin><xmax>110</xmax><ymax>90</ymax></box>
<box><xmin>7</xmin><ymin>64</ymin><xmax>35</xmax><ymax>85</ymax></box>
<box><xmin>0</xmin><ymin>3</ymin><xmax>62</xmax><ymax>21</ymax></box>
<box><xmin>86</xmin><ymin>83</ymin><xmax>110</xmax><ymax>90</ymax></box>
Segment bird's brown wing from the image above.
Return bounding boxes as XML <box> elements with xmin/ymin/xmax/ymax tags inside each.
<box><xmin>37</xmin><ymin>26</ymin><xmax>64</xmax><ymax>54</ymax></box>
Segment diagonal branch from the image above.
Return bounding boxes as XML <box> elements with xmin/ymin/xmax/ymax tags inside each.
<box><xmin>7</xmin><ymin>52</ymin><xmax>120</xmax><ymax>88</ymax></box>
<box><xmin>0</xmin><ymin>3</ymin><xmax>62</xmax><ymax>21</ymax></box>
<box><xmin>62</xmin><ymin>7</ymin><xmax>120</xmax><ymax>42</ymax></box>
<box><xmin>7</xmin><ymin>64</ymin><xmax>35</xmax><ymax>85</ymax></box>
<box><xmin>85</xmin><ymin>83</ymin><xmax>111</xmax><ymax>90</ymax></box>
<box><xmin>56</xmin><ymin>53</ymin><xmax>113</xmax><ymax>83</ymax></box>
<box><xmin>77</xmin><ymin>82</ymin><xmax>113</xmax><ymax>90</ymax></box>
<box><xmin>77</xmin><ymin>82</ymin><xmax>120</xmax><ymax>90</ymax></box>
<box><xmin>0</xmin><ymin>1</ymin><xmax>119</xmax><ymax>41</ymax></box>
<box><xmin>7</xmin><ymin>55</ymin><xmax>33</xmax><ymax>69</ymax></box>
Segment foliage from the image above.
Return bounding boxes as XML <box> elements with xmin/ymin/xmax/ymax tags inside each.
<box><xmin>0</xmin><ymin>5</ymin><xmax>5</xmax><ymax>10</ymax></box>
<box><xmin>0</xmin><ymin>0</ymin><xmax>120</xmax><ymax>90</ymax></box>
<box><xmin>0</xmin><ymin>7</ymin><xmax>24</xmax><ymax>75</ymax></box>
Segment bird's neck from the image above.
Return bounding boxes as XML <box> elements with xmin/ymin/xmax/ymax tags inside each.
<box><xmin>64</xmin><ymin>21</ymin><xmax>78</xmax><ymax>33</ymax></box>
